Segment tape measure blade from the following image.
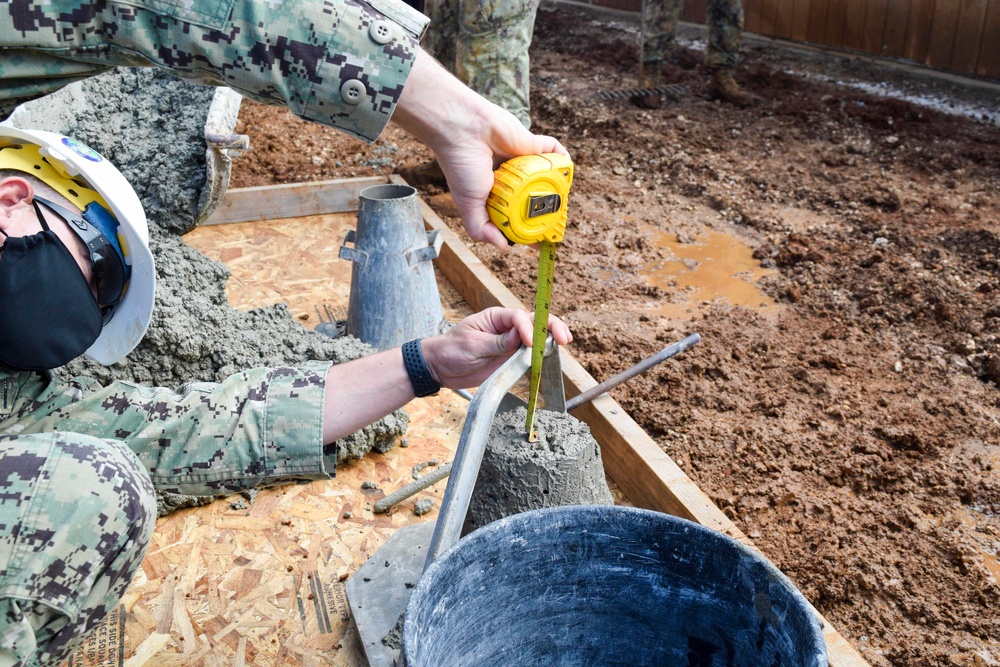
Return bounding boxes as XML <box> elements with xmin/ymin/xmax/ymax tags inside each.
<box><xmin>525</xmin><ymin>240</ymin><xmax>557</xmax><ymax>441</ymax></box>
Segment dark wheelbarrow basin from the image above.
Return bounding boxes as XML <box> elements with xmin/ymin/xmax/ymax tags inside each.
<box><xmin>403</xmin><ymin>505</ymin><xmax>828</xmax><ymax>667</ymax></box>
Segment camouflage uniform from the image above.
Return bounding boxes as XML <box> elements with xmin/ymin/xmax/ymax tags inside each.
<box><xmin>422</xmin><ymin>0</ymin><xmax>539</xmax><ymax>128</ymax></box>
<box><xmin>0</xmin><ymin>0</ymin><xmax>430</xmax><ymax>143</ymax></box>
<box><xmin>641</xmin><ymin>0</ymin><xmax>743</xmax><ymax>71</ymax></box>
<box><xmin>0</xmin><ymin>362</ymin><xmax>335</xmax><ymax>666</ymax></box>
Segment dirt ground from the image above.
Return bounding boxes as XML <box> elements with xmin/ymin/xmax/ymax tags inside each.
<box><xmin>228</xmin><ymin>3</ymin><xmax>1000</xmax><ymax>665</ymax></box>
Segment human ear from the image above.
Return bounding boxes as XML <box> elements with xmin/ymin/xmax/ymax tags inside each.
<box><xmin>0</xmin><ymin>177</ymin><xmax>33</xmax><ymax>213</ymax></box>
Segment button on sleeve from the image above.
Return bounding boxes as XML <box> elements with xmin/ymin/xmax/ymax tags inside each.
<box><xmin>340</xmin><ymin>79</ymin><xmax>367</xmax><ymax>106</ymax></box>
<box><xmin>369</xmin><ymin>20</ymin><xmax>394</xmax><ymax>44</ymax></box>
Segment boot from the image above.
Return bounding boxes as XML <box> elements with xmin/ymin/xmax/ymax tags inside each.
<box><xmin>709</xmin><ymin>69</ymin><xmax>755</xmax><ymax>108</ymax></box>
<box><xmin>639</xmin><ymin>59</ymin><xmax>664</xmax><ymax>89</ymax></box>
<box><xmin>632</xmin><ymin>60</ymin><xmax>664</xmax><ymax>108</ymax></box>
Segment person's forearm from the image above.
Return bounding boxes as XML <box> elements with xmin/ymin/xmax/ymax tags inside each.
<box><xmin>322</xmin><ymin>347</ymin><xmax>416</xmax><ymax>444</ymax></box>
<box><xmin>393</xmin><ymin>49</ymin><xmax>487</xmax><ymax>152</ymax></box>
<box><xmin>319</xmin><ymin>308</ymin><xmax>571</xmax><ymax>444</ymax></box>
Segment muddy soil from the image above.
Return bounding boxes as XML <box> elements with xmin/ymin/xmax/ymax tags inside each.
<box><xmin>230</xmin><ymin>3</ymin><xmax>1000</xmax><ymax>665</ymax></box>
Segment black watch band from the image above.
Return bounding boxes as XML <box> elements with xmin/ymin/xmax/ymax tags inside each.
<box><xmin>402</xmin><ymin>339</ymin><xmax>441</xmax><ymax>397</ymax></box>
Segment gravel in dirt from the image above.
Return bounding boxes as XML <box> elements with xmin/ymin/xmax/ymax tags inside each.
<box><xmin>230</xmin><ymin>3</ymin><xmax>1000</xmax><ymax>664</ymax></box>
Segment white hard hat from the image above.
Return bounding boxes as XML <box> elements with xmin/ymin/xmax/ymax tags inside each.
<box><xmin>0</xmin><ymin>126</ymin><xmax>156</xmax><ymax>365</ymax></box>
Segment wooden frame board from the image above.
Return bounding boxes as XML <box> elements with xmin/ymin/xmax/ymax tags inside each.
<box><xmin>861</xmin><ymin>0</ymin><xmax>890</xmax><ymax>55</ymax></box>
<box><xmin>949</xmin><ymin>0</ymin><xmax>991</xmax><ymax>75</ymax></box>
<box><xmin>840</xmin><ymin>0</ymin><xmax>868</xmax><ymax>52</ymax></box>
<box><xmin>880</xmin><ymin>0</ymin><xmax>913</xmax><ymax>60</ymax></box>
<box><xmin>757</xmin><ymin>0</ymin><xmax>781</xmax><ymax>38</ymax></box>
<box><xmin>902</xmin><ymin>0</ymin><xmax>938</xmax><ymax>64</ymax></box>
<box><xmin>790</xmin><ymin>0</ymin><xmax>813</xmax><ymax>43</ymax></box>
<box><xmin>682</xmin><ymin>0</ymin><xmax>708</xmax><ymax>25</ymax></box>
<box><xmin>926</xmin><ymin>0</ymin><xmax>962</xmax><ymax>68</ymax></box>
<box><xmin>744</xmin><ymin>0</ymin><xmax>763</xmax><ymax>35</ymax></box>
<box><xmin>772</xmin><ymin>0</ymin><xmax>797</xmax><ymax>40</ymax></box>
<box><xmin>805</xmin><ymin>0</ymin><xmax>830</xmax><ymax>46</ymax></box>
<box><xmin>823</xmin><ymin>0</ymin><xmax>851</xmax><ymax>50</ymax></box>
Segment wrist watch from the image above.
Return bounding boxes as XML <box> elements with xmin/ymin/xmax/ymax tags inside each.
<box><xmin>402</xmin><ymin>339</ymin><xmax>441</xmax><ymax>397</ymax></box>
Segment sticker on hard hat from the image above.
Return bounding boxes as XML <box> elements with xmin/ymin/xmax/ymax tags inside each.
<box><xmin>61</xmin><ymin>137</ymin><xmax>103</xmax><ymax>163</ymax></box>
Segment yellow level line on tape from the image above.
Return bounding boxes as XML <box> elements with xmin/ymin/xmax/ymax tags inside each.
<box><xmin>525</xmin><ymin>240</ymin><xmax>556</xmax><ymax>442</ymax></box>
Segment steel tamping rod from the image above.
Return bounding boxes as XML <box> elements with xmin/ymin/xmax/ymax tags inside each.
<box><xmin>565</xmin><ymin>333</ymin><xmax>701</xmax><ymax>412</ymax></box>
<box><xmin>452</xmin><ymin>333</ymin><xmax>702</xmax><ymax>412</ymax></box>
<box><xmin>372</xmin><ymin>461</ymin><xmax>454</xmax><ymax>514</ymax></box>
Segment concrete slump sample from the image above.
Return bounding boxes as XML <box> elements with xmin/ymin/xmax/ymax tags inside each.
<box><xmin>463</xmin><ymin>406</ymin><xmax>614</xmax><ymax>534</ymax></box>
<box><xmin>12</xmin><ymin>69</ymin><xmax>407</xmax><ymax>515</ymax></box>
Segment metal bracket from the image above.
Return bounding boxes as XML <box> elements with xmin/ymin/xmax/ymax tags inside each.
<box><xmin>339</xmin><ymin>229</ymin><xmax>369</xmax><ymax>268</ymax></box>
<box><xmin>406</xmin><ymin>230</ymin><xmax>443</xmax><ymax>266</ymax></box>
<box><xmin>425</xmin><ymin>337</ymin><xmax>555</xmax><ymax>565</ymax></box>
<box><xmin>347</xmin><ymin>522</ymin><xmax>435</xmax><ymax>667</ymax></box>
<box><xmin>196</xmin><ymin>88</ymin><xmax>250</xmax><ymax>231</ymax></box>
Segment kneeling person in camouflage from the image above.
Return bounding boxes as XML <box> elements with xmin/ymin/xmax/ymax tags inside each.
<box><xmin>0</xmin><ymin>128</ymin><xmax>572</xmax><ymax>666</ymax></box>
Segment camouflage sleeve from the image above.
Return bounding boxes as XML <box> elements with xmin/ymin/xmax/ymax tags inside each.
<box><xmin>0</xmin><ymin>362</ymin><xmax>336</xmax><ymax>496</ymax></box>
<box><xmin>0</xmin><ymin>0</ymin><xmax>429</xmax><ymax>142</ymax></box>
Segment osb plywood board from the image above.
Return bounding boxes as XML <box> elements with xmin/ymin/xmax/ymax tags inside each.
<box><xmin>74</xmin><ymin>431</ymin><xmax>463</xmax><ymax>667</ymax></box>
<box><xmin>182</xmin><ymin>210</ymin><xmax>467</xmax><ymax>333</ymax></box>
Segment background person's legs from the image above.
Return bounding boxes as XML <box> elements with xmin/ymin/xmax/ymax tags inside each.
<box><xmin>407</xmin><ymin>0</ymin><xmax>539</xmax><ymax>184</ymax></box>
<box><xmin>422</xmin><ymin>0</ymin><xmax>539</xmax><ymax>128</ymax></box>
<box><xmin>706</xmin><ymin>0</ymin><xmax>754</xmax><ymax>105</ymax></box>
<box><xmin>422</xmin><ymin>0</ymin><xmax>459</xmax><ymax>73</ymax></box>
<box><xmin>455</xmin><ymin>0</ymin><xmax>540</xmax><ymax>128</ymax></box>
<box><xmin>0</xmin><ymin>433</ymin><xmax>156</xmax><ymax>666</ymax></box>
<box><xmin>639</xmin><ymin>0</ymin><xmax>683</xmax><ymax>88</ymax></box>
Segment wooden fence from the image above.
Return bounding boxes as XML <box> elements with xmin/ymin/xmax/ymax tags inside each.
<box><xmin>586</xmin><ymin>0</ymin><xmax>1000</xmax><ymax>78</ymax></box>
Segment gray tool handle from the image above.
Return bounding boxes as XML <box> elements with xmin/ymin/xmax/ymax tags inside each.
<box><xmin>424</xmin><ymin>336</ymin><xmax>555</xmax><ymax>570</ymax></box>
<box><xmin>565</xmin><ymin>333</ymin><xmax>701</xmax><ymax>411</ymax></box>
<box><xmin>373</xmin><ymin>462</ymin><xmax>453</xmax><ymax>514</ymax></box>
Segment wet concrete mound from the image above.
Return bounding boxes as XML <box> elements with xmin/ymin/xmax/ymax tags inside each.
<box><xmin>464</xmin><ymin>406</ymin><xmax>614</xmax><ymax>533</ymax></box>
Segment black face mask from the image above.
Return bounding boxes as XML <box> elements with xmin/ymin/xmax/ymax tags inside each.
<box><xmin>0</xmin><ymin>209</ymin><xmax>102</xmax><ymax>371</ymax></box>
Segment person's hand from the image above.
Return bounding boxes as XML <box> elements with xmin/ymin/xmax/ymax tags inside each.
<box><xmin>420</xmin><ymin>307</ymin><xmax>572</xmax><ymax>389</ymax></box>
<box><xmin>393</xmin><ymin>49</ymin><xmax>569</xmax><ymax>249</ymax></box>
<box><xmin>322</xmin><ymin>307</ymin><xmax>570</xmax><ymax>442</ymax></box>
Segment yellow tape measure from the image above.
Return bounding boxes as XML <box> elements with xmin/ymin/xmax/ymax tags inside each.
<box><xmin>487</xmin><ymin>153</ymin><xmax>574</xmax><ymax>441</ymax></box>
